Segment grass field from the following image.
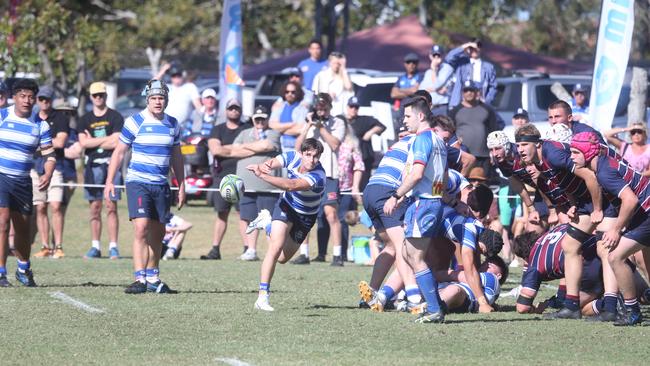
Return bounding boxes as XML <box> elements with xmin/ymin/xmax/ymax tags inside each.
<box><xmin>2</xmin><ymin>192</ymin><xmax>650</xmax><ymax>365</ymax></box>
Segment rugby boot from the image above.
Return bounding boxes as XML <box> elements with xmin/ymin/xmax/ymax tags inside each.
<box><xmin>146</xmin><ymin>280</ymin><xmax>177</xmax><ymax>294</ymax></box>
<box><xmin>254</xmin><ymin>293</ymin><xmax>274</xmax><ymax>311</ymax></box>
<box><xmin>200</xmin><ymin>246</ymin><xmax>221</xmax><ymax>260</ymax></box>
<box><xmin>124</xmin><ymin>281</ymin><xmax>147</xmax><ymax>294</ymax></box>
<box><xmin>414</xmin><ymin>311</ymin><xmax>445</xmax><ymax>324</ymax></box>
<box><xmin>543</xmin><ymin>307</ymin><xmax>581</xmax><ymax>320</ymax></box>
<box><xmin>585</xmin><ymin>311</ymin><xmax>619</xmax><ymax>322</ymax></box>
<box><xmin>290</xmin><ymin>254</ymin><xmax>310</xmax><ymax>265</ymax></box>
<box><xmin>15</xmin><ymin>269</ymin><xmax>37</xmax><ymax>287</ymax></box>
<box><xmin>613</xmin><ymin>312</ymin><xmax>643</xmax><ymax>326</ymax></box>
<box><xmin>0</xmin><ymin>274</ymin><xmax>12</xmax><ymax>287</ymax></box>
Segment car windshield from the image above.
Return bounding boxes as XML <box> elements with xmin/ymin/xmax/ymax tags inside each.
<box><xmin>491</xmin><ymin>82</ymin><xmax>522</xmax><ymax>111</ymax></box>
<box><xmin>353</xmin><ymin>83</ymin><xmax>393</xmax><ymax>106</ymax></box>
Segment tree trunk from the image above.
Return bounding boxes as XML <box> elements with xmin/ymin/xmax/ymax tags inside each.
<box><xmin>37</xmin><ymin>43</ymin><xmax>55</xmax><ymax>86</ymax></box>
<box><xmin>146</xmin><ymin>47</ymin><xmax>162</xmax><ymax>77</ymax></box>
<box><xmin>627</xmin><ymin>67</ymin><xmax>648</xmax><ymax>125</ymax></box>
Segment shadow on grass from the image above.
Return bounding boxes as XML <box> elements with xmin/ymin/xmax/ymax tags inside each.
<box><xmin>443</xmin><ymin>317</ymin><xmax>544</xmax><ymax>324</ymax></box>
<box><xmin>308</xmin><ymin>304</ymin><xmax>362</xmax><ymax>310</ymax></box>
<box><xmin>40</xmin><ymin>282</ymin><xmax>125</xmax><ymax>288</ymax></box>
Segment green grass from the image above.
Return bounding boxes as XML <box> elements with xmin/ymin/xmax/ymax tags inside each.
<box><xmin>2</xmin><ymin>192</ymin><xmax>650</xmax><ymax>365</ymax></box>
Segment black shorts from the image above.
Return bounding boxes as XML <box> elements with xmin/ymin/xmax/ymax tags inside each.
<box><xmin>580</xmin><ymin>256</ymin><xmax>604</xmax><ymax>295</ymax></box>
<box><xmin>0</xmin><ymin>173</ymin><xmax>32</xmax><ymax>215</ymax></box>
<box><xmin>362</xmin><ymin>184</ymin><xmax>410</xmax><ymax>231</ymax></box>
<box><xmin>272</xmin><ymin>199</ymin><xmax>317</xmax><ymax>244</ymax></box>
<box><xmin>126</xmin><ymin>181</ymin><xmax>171</xmax><ymax>223</ymax></box>
<box><xmin>322</xmin><ymin>178</ymin><xmax>340</xmax><ymax>206</ymax></box>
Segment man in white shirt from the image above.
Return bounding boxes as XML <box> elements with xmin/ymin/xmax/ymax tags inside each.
<box><xmin>156</xmin><ymin>62</ymin><xmax>202</xmax><ymax>123</ymax></box>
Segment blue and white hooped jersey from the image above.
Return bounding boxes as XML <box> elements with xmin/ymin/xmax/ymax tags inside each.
<box><xmin>276</xmin><ymin>151</ymin><xmax>326</xmax><ymax>215</ymax></box>
<box><xmin>120</xmin><ymin>110</ymin><xmax>181</xmax><ymax>184</ymax></box>
<box><xmin>455</xmin><ymin>272</ymin><xmax>501</xmax><ymax>312</ymax></box>
<box><xmin>405</xmin><ymin>129</ymin><xmax>448</xmax><ymax>199</ymax></box>
<box><xmin>0</xmin><ymin>106</ymin><xmax>52</xmax><ymax>177</ymax></box>
<box><xmin>367</xmin><ymin>134</ymin><xmax>414</xmax><ymax>189</ymax></box>
<box><xmin>446</xmin><ymin>169</ymin><xmax>469</xmax><ymax>197</ymax></box>
<box><xmin>441</xmin><ymin>205</ymin><xmax>485</xmax><ymax>251</ymax></box>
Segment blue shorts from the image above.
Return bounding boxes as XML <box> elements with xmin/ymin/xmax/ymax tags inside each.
<box><xmin>580</xmin><ymin>256</ymin><xmax>604</xmax><ymax>295</ymax></box>
<box><xmin>623</xmin><ymin>211</ymin><xmax>650</xmax><ymax>246</ymax></box>
<box><xmin>272</xmin><ymin>199</ymin><xmax>317</xmax><ymax>244</ymax></box>
<box><xmin>0</xmin><ymin>173</ymin><xmax>33</xmax><ymax>215</ymax></box>
<box><xmin>362</xmin><ymin>184</ymin><xmax>410</xmax><ymax>231</ymax></box>
<box><xmin>126</xmin><ymin>182</ymin><xmax>171</xmax><ymax>223</ymax></box>
<box><xmin>83</xmin><ymin>164</ymin><xmax>122</xmax><ymax>201</ymax></box>
<box><xmin>404</xmin><ymin>198</ymin><xmax>443</xmax><ymax>239</ymax></box>
<box><xmin>322</xmin><ymin>178</ymin><xmax>340</xmax><ymax>206</ymax></box>
<box><xmin>239</xmin><ymin>192</ymin><xmax>279</xmax><ymax>221</ymax></box>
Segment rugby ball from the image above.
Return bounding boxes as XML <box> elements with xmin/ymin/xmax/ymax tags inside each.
<box><xmin>219</xmin><ymin>174</ymin><xmax>245</xmax><ymax>203</ymax></box>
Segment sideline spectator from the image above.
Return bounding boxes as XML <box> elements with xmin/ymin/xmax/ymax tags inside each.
<box><xmin>570</xmin><ymin>83</ymin><xmax>590</xmax><ymax>123</ymax></box>
<box><xmin>446</xmin><ymin>39</ymin><xmax>497</xmax><ymax>109</ymax></box>
<box><xmin>269</xmin><ymin>81</ymin><xmax>308</xmax><ymax>153</ymax></box>
<box><xmin>162</xmin><ymin>214</ymin><xmax>193</xmax><ymax>260</ymax></box>
<box><xmin>157</xmin><ymin>62</ymin><xmax>201</xmax><ymax>124</ymax></box>
<box><xmin>202</xmin><ymin>98</ymin><xmax>250</xmax><ymax>260</ymax></box>
<box><xmin>188</xmin><ymin>88</ymin><xmax>219</xmax><ymax>138</ymax></box>
<box><xmin>312</xmin><ymin>52</ymin><xmax>353</xmax><ymax>116</ymax></box>
<box><xmin>340</xmin><ymin>97</ymin><xmax>385</xmax><ymax>190</ymax></box>
<box><xmin>391</xmin><ymin>52</ymin><xmax>423</xmax><ymax>112</ymax></box>
<box><xmin>604</xmin><ymin>122</ymin><xmax>650</xmax><ymax>176</ymax></box>
<box><xmin>419</xmin><ymin>45</ymin><xmax>451</xmax><ymax>116</ymax></box>
<box><xmin>78</xmin><ymin>81</ymin><xmax>124</xmax><ymax>259</ymax></box>
<box><xmin>298</xmin><ymin>39</ymin><xmax>328</xmax><ymax>90</ymax></box>
<box><xmin>30</xmin><ymin>86</ymin><xmax>69</xmax><ymax>259</ymax></box>
<box><xmin>271</xmin><ymin>68</ymin><xmax>313</xmax><ymax>111</ymax></box>
<box><xmin>0</xmin><ymin>81</ymin><xmax>8</xmax><ymax>108</ymax></box>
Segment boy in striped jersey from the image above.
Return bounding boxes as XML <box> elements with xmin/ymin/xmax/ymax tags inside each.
<box><xmin>247</xmin><ymin>138</ymin><xmax>326</xmax><ymax>311</ymax></box>
<box><xmin>0</xmin><ymin>79</ymin><xmax>55</xmax><ymax>287</ymax></box>
<box><xmin>104</xmin><ymin>79</ymin><xmax>186</xmax><ymax>294</ymax></box>
<box><xmin>571</xmin><ymin>131</ymin><xmax>650</xmax><ymax>325</ymax></box>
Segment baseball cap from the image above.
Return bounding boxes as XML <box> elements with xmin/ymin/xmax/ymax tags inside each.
<box><xmin>89</xmin><ymin>82</ymin><xmax>107</xmax><ymax>95</ymax></box>
<box><xmin>226</xmin><ymin>98</ymin><xmax>241</xmax><ymax>109</ymax></box>
<box><xmin>201</xmin><ymin>88</ymin><xmax>217</xmax><ymax>99</ymax></box>
<box><xmin>404</xmin><ymin>52</ymin><xmax>419</xmax><ymax>63</ymax></box>
<box><xmin>513</xmin><ymin>108</ymin><xmax>529</xmax><ymax>119</ymax></box>
<box><xmin>573</xmin><ymin>83</ymin><xmax>587</xmax><ymax>93</ymax></box>
<box><xmin>462</xmin><ymin>80</ymin><xmax>480</xmax><ymax>91</ymax></box>
<box><xmin>630</xmin><ymin>122</ymin><xmax>647</xmax><ymax>134</ymax></box>
<box><xmin>37</xmin><ymin>86</ymin><xmax>54</xmax><ymax>99</ymax></box>
<box><xmin>285</xmin><ymin>67</ymin><xmax>302</xmax><ymax>77</ymax></box>
<box><xmin>252</xmin><ymin>105</ymin><xmax>268</xmax><ymax>120</ymax></box>
<box><xmin>430</xmin><ymin>44</ymin><xmax>444</xmax><ymax>55</ymax></box>
<box><xmin>347</xmin><ymin>96</ymin><xmax>360</xmax><ymax>107</ymax></box>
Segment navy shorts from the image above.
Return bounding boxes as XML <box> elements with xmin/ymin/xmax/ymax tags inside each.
<box><xmin>272</xmin><ymin>199</ymin><xmax>317</xmax><ymax>244</ymax></box>
<box><xmin>623</xmin><ymin>211</ymin><xmax>650</xmax><ymax>245</ymax></box>
<box><xmin>0</xmin><ymin>173</ymin><xmax>33</xmax><ymax>215</ymax></box>
<box><xmin>404</xmin><ymin>198</ymin><xmax>444</xmax><ymax>238</ymax></box>
<box><xmin>239</xmin><ymin>192</ymin><xmax>279</xmax><ymax>221</ymax></box>
<box><xmin>580</xmin><ymin>256</ymin><xmax>604</xmax><ymax>295</ymax></box>
<box><xmin>126</xmin><ymin>182</ymin><xmax>171</xmax><ymax>223</ymax></box>
<box><xmin>84</xmin><ymin>164</ymin><xmax>122</xmax><ymax>201</ymax></box>
<box><xmin>322</xmin><ymin>178</ymin><xmax>340</xmax><ymax>206</ymax></box>
<box><xmin>362</xmin><ymin>184</ymin><xmax>410</xmax><ymax>231</ymax></box>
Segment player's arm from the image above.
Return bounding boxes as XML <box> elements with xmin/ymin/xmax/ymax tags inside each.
<box><xmin>98</xmin><ymin>132</ymin><xmax>120</xmax><ymax>150</ymax></box>
<box><xmin>509</xmin><ymin>177</ymin><xmax>540</xmax><ymax>223</ymax></box>
<box><xmin>459</xmin><ymin>150</ymin><xmax>476</xmax><ymax>176</ymax></box>
<box><xmin>574</xmin><ymin>166</ymin><xmax>603</xmax><ymax>223</ymax></box>
<box><xmin>170</xmin><ymin>144</ymin><xmax>186</xmax><ymax>209</ymax></box>
<box><xmin>461</xmin><ymin>240</ymin><xmax>493</xmax><ymax>313</ymax></box>
<box><xmin>603</xmin><ymin>186</ymin><xmax>638</xmax><ymax>249</ymax></box>
<box><xmin>249</xmin><ymin>165</ymin><xmax>312</xmax><ymax>191</ymax></box>
<box><xmin>384</xmin><ymin>162</ymin><xmax>424</xmax><ymax>216</ymax></box>
<box><xmin>103</xmin><ymin>142</ymin><xmax>129</xmax><ymax>200</ymax></box>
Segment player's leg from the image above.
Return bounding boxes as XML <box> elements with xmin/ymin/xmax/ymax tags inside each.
<box><xmin>145</xmin><ymin>219</ymin><xmax>170</xmax><ymax>292</ymax></box>
<box><xmin>0</xmin><ymin>207</ymin><xmax>11</xmax><ymax>286</ymax></box>
<box><xmin>256</xmin><ymin>220</ymin><xmax>291</xmax><ymax>311</ymax></box>
<box><xmin>105</xmin><ymin>198</ymin><xmax>120</xmax><ymax>259</ymax></box>
<box><xmin>11</xmin><ymin>210</ymin><xmax>36</xmax><ymax>286</ymax></box>
<box><xmin>165</xmin><ymin>221</ymin><xmax>192</xmax><ymax>259</ymax></box>
<box><xmin>439</xmin><ymin>284</ymin><xmax>470</xmax><ymax>313</ymax></box>
<box><xmin>368</xmin><ymin>229</ymin><xmax>395</xmax><ymax>289</ymax></box>
<box><xmin>609</xmin><ymin>237</ymin><xmax>644</xmax><ymax>325</ymax></box>
<box><xmin>324</xmin><ymin>202</ymin><xmax>343</xmax><ymax>266</ymax></box>
<box><xmin>203</xmin><ymin>200</ymin><xmax>229</xmax><ymax>259</ymax></box>
<box><xmin>239</xmin><ymin>193</ymin><xmax>259</xmax><ymax>261</ymax></box>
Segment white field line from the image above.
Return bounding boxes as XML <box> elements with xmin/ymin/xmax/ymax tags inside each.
<box><xmin>49</xmin><ymin>291</ymin><xmax>106</xmax><ymax>314</ymax></box>
<box><xmin>214</xmin><ymin>357</ymin><xmax>253</xmax><ymax>366</ymax></box>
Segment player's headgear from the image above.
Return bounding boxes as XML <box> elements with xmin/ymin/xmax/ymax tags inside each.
<box><xmin>479</xmin><ymin>229</ymin><xmax>503</xmax><ymax>258</ymax></box>
<box><xmin>570</xmin><ymin>131</ymin><xmax>601</xmax><ymax>163</ymax></box>
<box><xmin>546</xmin><ymin>123</ymin><xmax>573</xmax><ymax>143</ymax></box>
<box><xmin>142</xmin><ymin>79</ymin><xmax>169</xmax><ymax>106</ymax></box>
<box><xmin>486</xmin><ymin>131</ymin><xmax>509</xmax><ymax>149</ymax></box>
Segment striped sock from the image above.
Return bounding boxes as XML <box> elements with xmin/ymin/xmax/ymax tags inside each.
<box><xmin>405</xmin><ymin>285</ymin><xmax>422</xmax><ymax>304</ymax></box>
<box><xmin>624</xmin><ymin>297</ymin><xmax>640</xmax><ymax>314</ymax></box>
<box><xmin>17</xmin><ymin>260</ymin><xmax>30</xmax><ymax>273</ymax></box>
<box><xmin>591</xmin><ymin>299</ymin><xmax>604</xmax><ymax>315</ymax></box>
<box><xmin>145</xmin><ymin>268</ymin><xmax>160</xmax><ymax>283</ymax></box>
<box><xmin>556</xmin><ymin>285</ymin><xmax>566</xmax><ymax>302</ymax></box>
<box><xmin>259</xmin><ymin>282</ymin><xmax>270</xmax><ymax>293</ymax></box>
<box><xmin>0</xmin><ymin>266</ymin><xmax>6</xmax><ymax>275</ymax></box>
<box><xmin>134</xmin><ymin>270</ymin><xmax>146</xmax><ymax>283</ymax></box>
<box><xmin>603</xmin><ymin>292</ymin><xmax>618</xmax><ymax>314</ymax></box>
<box><xmin>415</xmin><ymin>268</ymin><xmax>441</xmax><ymax>313</ymax></box>
<box><xmin>563</xmin><ymin>294</ymin><xmax>580</xmax><ymax>311</ymax></box>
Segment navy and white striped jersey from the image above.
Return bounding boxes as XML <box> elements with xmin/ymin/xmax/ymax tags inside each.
<box><xmin>0</xmin><ymin>106</ymin><xmax>52</xmax><ymax>177</ymax></box>
<box><xmin>367</xmin><ymin>134</ymin><xmax>414</xmax><ymax>189</ymax></box>
<box><xmin>276</xmin><ymin>151</ymin><xmax>326</xmax><ymax>215</ymax></box>
<box><xmin>441</xmin><ymin>205</ymin><xmax>485</xmax><ymax>251</ymax></box>
<box><xmin>446</xmin><ymin>168</ymin><xmax>469</xmax><ymax>197</ymax></box>
<box><xmin>119</xmin><ymin>110</ymin><xmax>181</xmax><ymax>184</ymax></box>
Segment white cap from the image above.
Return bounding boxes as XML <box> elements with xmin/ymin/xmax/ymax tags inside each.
<box><xmin>201</xmin><ymin>88</ymin><xmax>217</xmax><ymax>99</ymax></box>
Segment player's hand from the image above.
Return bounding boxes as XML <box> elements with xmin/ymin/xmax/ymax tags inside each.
<box><xmin>176</xmin><ymin>184</ymin><xmax>186</xmax><ymax>210</ymax></box>
<box><xmin>38</xmin><ymin>173</ymin><xmax>52</xmax><ymax>191</ymax></box>
<box><xmin>383</xmin><ymin>196</ymin><xmax>399</xmax><ymax>216</ymax></box>
<box><xmin>567</xmin><ymin>206</ymin><xmax>577</xmax><ymax>220</ymax></box>
<box><xmin>247</xmin><ymin>164</ymin><xmax>262</xmax><ymax>177</ymax></box>
<box><xmin>601</xmin><ymin>229</ymin><xmax>621</xmax><ymax>250</ymax></box>
<box><xmin>591</xmin><ymin>209</ymin><xmax>603</xmax><ymax>225</ymax></box>
<box><xmin>478</xmin><ymin>303</ymin><xmax>494</xmax><ymax>313</ymax></box>
<box><xmin>547</xmin><ymin>210</ymin><xmax>559</xmax><ymax>226</ymax></box>
<box><xmin>104</xmin><ymin>182</ymin><xmax>115</xmax><ymax>203</ymax></box>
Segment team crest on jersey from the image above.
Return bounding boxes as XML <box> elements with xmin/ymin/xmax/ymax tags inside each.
<box><xmin>169</xmin><ymin>128</ymin><xmax>175</xmax><ymax>136</ymax></box>
<box><xmin>146</xmin><ymin>127</ymin><xmax>153</xmax><ymax>132</ymax></box>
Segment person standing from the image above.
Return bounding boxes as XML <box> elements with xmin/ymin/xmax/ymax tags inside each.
<box><xmin>104</xmin><ymin>79</ymin><xmax>185</xmax><ymax>294</ymax></box>
<box><xmin>298</xmin><ymin>39</ymin><xmax>328</xmax><ymax>91</ymax></box>
<box><xmin>604</xmin><ymin>123</ymin><xmax>650</xmax><ymax>176</ymax></box>
<box><xmin>156</xmin><ymin>62</ymin><xmax>202</xmax><ymax>124</ymax></box>
<box><xmin>391</xmin><ymin>52</ymin><xmax>424</xmax><ymax>112</ymax></box>
<box><xmin>445</xmin><ymin>39</ymin><xmax>497</xmax><ymax>109</ymax></box>
<box><xmin>419</xmin><ymin>45</ymin><xmax>451</xmax><ymax>116</ymax></box>
<box><xmin>0</xmin><ymin>79</ymin><xmax>55</xmax><ymax>287</ymax></box>
<box><xmin>201</xmin><ymin>98</ymin><xmax>250</xmax><ymax>260</ymax></box>
<box><xmin>188</xmin><ymin>88</ymin><xmax>219</xmax><ymax>138</ymax></box>
<box><xmin>30</xmin><ymin>86</ymin><xmax>69</xmax><ymax>259</ymax></box>
<box><xmin>269</xmin><ymin>81</ymin><xmax>308</xmax><ymax>153</ymax></box>
<box><xmin>78</xmin><ymin>81</ymin><xmax>124</xmax><ymax>259</ymax></box>
<box><xmin>311</xmin><ymin>52</ymin><xmax>353</xmax><ymax>116</ymax></box>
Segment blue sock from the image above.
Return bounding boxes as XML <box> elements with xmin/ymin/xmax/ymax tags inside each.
<box><xmin>145</xmin><ymin>268</ymin><xmax>160</xmax><ymax>283</ymax></box>
<box><xmin>414</xmin><ymin>268</ymin><xmax>441</xmax><ymax>313</ymax></box>
<box><xmin>265</xmin><ymin>224</ymin><xmax>271</xmax><ymax>236</ymax></box>
<box><xmin>17</xmin><ymin>260</ymin><xmax>30</xmax><ymax>273</ymax></box>
<box><xmin>594</xmin><ymin>298</ymin><xmax>605</xmax><ymax>314</ymax></box>
<box><xmin>259</xmin><ymin>282</ymin><xmax>270</xmax><ymax>292</ymax></box>
<box><xmin>603</xmin><ymin>293</ymin><xmax>618</xmax><ymax>314</ymax></box>
<box><xmin>563</xmin><ymin>294</ymin><xmax>580</xmax><ymax>311</ymax></box>
<box><xmin>380</xmin><ymin>285</ymin><xmax>396</xmax><ymax>301</ymax></box>
<box><xmin>0</xmin><ymin>266</ymin><xmax>6</xmax><ymax>275</ymax></box>
<box><xmin>134</xmin><ymin>270</ymin><xmax>146</xmax><ymax>283</ymax></box>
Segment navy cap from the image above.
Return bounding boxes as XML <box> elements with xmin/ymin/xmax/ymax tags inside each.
<box><xmin>513</xmin><ymin>108</ymin><xmax>529</xmax><ymax>119</ymax></box>
<box><xmin>573</xmin><ymin>83</ymin><xmax>587</xmax><ymax>93</ymax></box>
<box><xmin>430</xmin><ymin>44</ymin><xmax>444</xmax><ymax>55</ymax></box>
<box><xmin>37</xmin><ymin>85</ymin><xmax>54</xmax><ymax>99</ymax></box>
<box><xmin>404</xmin><ymin>52</ymin><xmax>419</xmax><ymax>63</ymax></box>
<box><xmin>286</xmin><ymin>67</ymin><xmax>302</xmax><ymax>77</ymax></box>
<box><xmin>347</xmin><ymin>96</ymin><xmax>360</xmax><ymax>107</ymax></box>
<box><xmin>462</xmin><ymin>80</ymin><xmax>480</xmax><ymax>90</ymax></box>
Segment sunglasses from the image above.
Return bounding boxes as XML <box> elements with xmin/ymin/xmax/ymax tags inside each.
<box><xmin>330</xmin><ymin>52</ymin><xmax>344</xmax><ymax>58</ymax></box>
<box><xmin>431</xmin><ymin>54</ymin><xmax>442</xmax><ymax>58</ymax></box>
<box><xmin>91</xmin><ymin>93</ymin><xmax>107</xmax><ymax>99</ymax></box>
<box><xmin>285</xmin><ymin>90</ymin><xmax>297</xmax><ymax>95</ymax></box>
<box><xmin>630</xmin><ymin>129</ymin><xmax>645</xmax><ymax>135</ymax></box>
<box><xmin>253</xmin><ymin>118</ymin><xmax>266</xmax><ymax>123</ymax></box>
<box><xmin>227</xmin><ymin>106</ymin><xmax>241</xmax><ymax>111</ymax></box>
<box><xmin>38</xmin><ymin>97</ymin><xmax>51</xmax><ymax>102</ymax></box>
<box><xmin>405</xmin><ymin>61</ymin><xmax>418</xmax><ymax>65</ymax></box>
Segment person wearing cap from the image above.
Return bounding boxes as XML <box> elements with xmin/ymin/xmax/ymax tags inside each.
<box><xmin>570</xmin><ymin>131</ymin><xmax>650</xmax><ymax>325</ymax></box>
<box><xmin>0</xmin><ymin>78</ymin><xmax>56</xmax><ymax>287</ymax></box>
<box><xmin>103</xmin><ymin>78</ymin><xmax>185</xmax><ymax>294</ymax></box>
<box><xmin>202</xmin><ymin>98</ymin><xmax>251</xmax><ymax>260</ymax></box>
<box><xmin>78</xmin><ymin>81</ymin><xmax>125</xmax><ymax>259</ymax></box>
<box><xmin>272</xmin><ymin>68</ymin><xmax>313</xmax><ymax>109</ymax></box>
<box><xmin>156</xmin><ymin>61</ymin><xmax>202</xmax><ymax>124</ymax></box>
<box><xmin>445</xmin><ymin>39</ymin><xmax>497</xmax><ymax>109</ymax></box>
<box><xmin>29</xmin><ymin>85</ymin><xmax>70</xmax><ymax>259</ymax></box>
<box><xmin>269</xmin><ymin>80</ymin><xmax>309</xmax><ymax>153</ymax></box>
<box><xmin>295</xmin><ymin>93</ymin><xmax>346</xmax><ymax>265</ymax></box>
<box><xmin>311</xmin><ymin>51</ymin><xmax>353</xmax><ymax>116</ymax></box>
<box><xmin>390</xmin><ymin>52</ymin><xmax>424</xmax><ymax>111</ymax></box>
<box><xmin>188</xmin><ymin>88</ymin><xmax>219</xmax><ymax>138</ymax></box>
<box><xmin>570</xmin><ymin>83</ymin><xmax>590</xmax><ymax>123</ymax></box>
<box><xmin>298</xmin><ymin>39</ymin><xmax>328</xmax><ymax>91</ymax></box>
<box><xmin>449</xmin><ymin>80</ymin><xmax>500</xmax><ymax>183</ymax></box>
<box><xmin>604</xmin><ymin>123</ymin><xmax>650</xmax><ymax>177</ymax></box>
<box><xmin>228</xmin><ymin>105</ymin><xmax>281</xmax><ymax>261</ymax></box>
<box><xmin>340</xmin><ymin>96</ymin><xmax>385</xmax><ymax>190</ymax></box>
<box><xmin>419</xmin><ymin>44</ymin><xmax>451</xmax><ymax>116</ymax></box>
<box><xmin>0</xmin><ymin>81</ymin><xmax>8</xmax><ymax>108</ymax></box>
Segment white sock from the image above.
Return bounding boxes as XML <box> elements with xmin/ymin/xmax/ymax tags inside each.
<box><xmin>300</xmin><ymin>244</ymin><xmax>309</xmax><ymax>256</ymax></box>
<box><xmin>246</xmin><ymin>248</ymin><xmax>256</xmax><ymax>254</ymax></box>
<box><xmin>333</xmin><ymin>246</ymin><xmax>342</xmax><ymax>257</ymax></box>
<box><xmin>109</xmin><ymin>242</ymin><xmax>118</xmax><ymax>249</ymax></box>
<box><xmin>92</xmin><ymin>240</ymin><xmax>100</xmax><ymax>249</ymax></box>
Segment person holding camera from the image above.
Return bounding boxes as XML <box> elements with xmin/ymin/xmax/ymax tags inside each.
<box><xmin>294</xmin><ymin>94</ymin><xmax>346</xmax><ymax>266</ymax></box>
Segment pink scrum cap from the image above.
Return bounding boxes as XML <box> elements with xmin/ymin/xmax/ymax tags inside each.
<box><xmin>570</xmin><ymin>131</ymin><xmax>601</xmax><ymax>162</ymax></box>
